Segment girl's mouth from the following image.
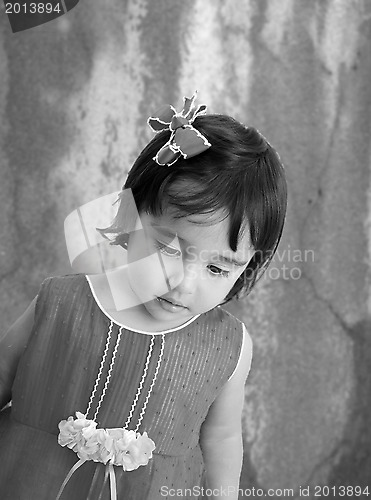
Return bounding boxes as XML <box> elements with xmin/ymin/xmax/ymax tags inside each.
<box><xmin>156</xmin><ymin>296</ymin><xmax>188</xmax><ymax>312</ymax></box>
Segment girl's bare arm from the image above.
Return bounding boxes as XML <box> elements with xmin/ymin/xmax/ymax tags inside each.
<box><xmin>0</xmin><ymin>298</ymin><xmax>37</xmax><ymax>410</ymax></box>
<box><xmin>200</xmin><ymin>326</ymin><xmax>252</xmax><ymax>499</ymax></box>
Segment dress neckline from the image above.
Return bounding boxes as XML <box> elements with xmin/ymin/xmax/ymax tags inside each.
<box><xmin>84</xmin><ymin>274</ymin><xmax>201</xmax><ymax>335</ymax></box>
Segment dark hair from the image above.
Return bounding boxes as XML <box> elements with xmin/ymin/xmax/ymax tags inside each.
<box><xmin>101</xmin><ymin>114</ymin><xmax>287</xmax><ymax>303</ymax></box>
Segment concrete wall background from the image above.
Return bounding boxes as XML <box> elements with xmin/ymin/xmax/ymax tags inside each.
<box><xmin>1</xmin><ymin>0</ymin><xmax>370</xmax><ymax>497</ymax></box>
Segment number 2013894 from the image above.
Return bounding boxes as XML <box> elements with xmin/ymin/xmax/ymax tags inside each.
<box><xmin>314</xmin><ymin>485</ymin><xmax>369</xmax><ymax>497</ymax></box>
<box><xmin>5</xmin><ymin>3</ymin><xmax>61</xmax><ymax>14</ymax></box>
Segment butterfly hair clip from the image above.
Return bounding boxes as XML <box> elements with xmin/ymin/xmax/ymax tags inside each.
<box><xmin>147</xmin><ymin>91</ymin><xmax>212</xmax><ymax>166</ymax></box>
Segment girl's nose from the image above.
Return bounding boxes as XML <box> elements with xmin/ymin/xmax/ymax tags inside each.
<box><xmin>168</xmin><ymin>259</ymin><xmax>198</xmax><ymax>294</ymax></box>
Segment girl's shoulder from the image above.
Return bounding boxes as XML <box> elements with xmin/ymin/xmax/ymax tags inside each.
<box><xmin>201</xmin><ymin>307</ymin><xmax>252</xmax><ymax>383</ymax></box>
<box><xmin>38</xmin><ymin>272</ymin><xmax>85</xmax><ymax>289</ymax></box>
<box><xmin>37</xmin><ymin>273</ymin><xmax>87</xmax><ymax>295</ymax></box>
<box><xmin>201</xmin><ymin>305</ymin><xmax>245</xmax><ymax>333</ymax></box>
<box><xmin>34</xmin><ymin>273</ymin><xmax>88</xmax><ymax>316</ymax></box>
<box><xmin>191</xmin><ymin>305</ymin><xmax>246</xmax><ymax>353</ymax></box>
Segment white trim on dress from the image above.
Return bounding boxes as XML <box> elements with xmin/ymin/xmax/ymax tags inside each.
<box><xmin>85</xmin><ymin>275</ymin><xmax>201</xmax><ymax>335</ymax></box>
<box><xmin>227</xmin><ymin>323</ymin><xmax>252</xmax><ymax>381</ymax></box>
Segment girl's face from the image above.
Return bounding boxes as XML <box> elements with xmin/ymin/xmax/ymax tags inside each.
<box><xmin>126</xmin><ymin>209</ymin><xmax>254</xmax><ymax>325</ymax></box>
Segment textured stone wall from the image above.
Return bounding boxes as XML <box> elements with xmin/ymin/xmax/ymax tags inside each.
<box><xmin>1</xmin><ymin>1</ymin><xmax>370</xmax><ymax>497</ymax></box>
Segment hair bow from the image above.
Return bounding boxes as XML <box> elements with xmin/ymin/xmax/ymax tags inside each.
<box><xmin>147</xmin><ymin>92</ymin><xmax>212</xmax><ymax>166</ymax></box>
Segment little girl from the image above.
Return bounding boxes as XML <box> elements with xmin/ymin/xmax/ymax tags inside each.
<box><xmin>0</xmin><ymin>93</ymin><xmax>287</xmax><ymax>499</ymax></box>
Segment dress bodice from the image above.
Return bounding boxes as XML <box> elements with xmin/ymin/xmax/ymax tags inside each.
<box><xmin>1</xmin><ymin>274</ymin><xmax>245</xmax><ymax>499</ymax></box>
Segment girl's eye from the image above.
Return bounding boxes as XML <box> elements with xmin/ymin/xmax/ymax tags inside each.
<box><xmin>208</xmin><ymin>265</ymin><xmax>230</xmax><ymax>278</ymax></box>
<box><xmin>155</xmin><ymin>241</ymin><xmax>182</xmax><ymax>258</ymax></box>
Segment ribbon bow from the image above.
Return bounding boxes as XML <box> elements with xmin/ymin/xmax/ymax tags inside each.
<box><xmin>147</xmin><ymin>91</ymin><xmax>212</xmax><ymax>166</ymax></box>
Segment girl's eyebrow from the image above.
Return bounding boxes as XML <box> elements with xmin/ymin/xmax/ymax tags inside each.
<box><xmin>148</xmin><ymin>222</ymin><xmax>177</xmax><ymax>239</ymax></box>
<box><xmin>216</xmin><ymin>254</ymin><xmax>248</xmax><ymax>268</ymax></box>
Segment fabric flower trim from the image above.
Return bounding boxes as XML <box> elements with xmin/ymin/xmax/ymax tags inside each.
<box><xmin>58</xmin><ymin>412</ymin><xmax>155</xmax><ymax>471</ymax></box>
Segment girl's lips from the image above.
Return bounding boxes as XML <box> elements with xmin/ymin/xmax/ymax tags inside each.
<box><xmin>156</xmin><ymin>296</ymin><xmax>188</xmax><ymax>309</ymax></box>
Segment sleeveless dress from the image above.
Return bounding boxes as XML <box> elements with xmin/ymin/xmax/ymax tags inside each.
<box><xmin>0</xmin><ymin>274</ymin><xmax>244</xmax><ymax>500</ymax></box>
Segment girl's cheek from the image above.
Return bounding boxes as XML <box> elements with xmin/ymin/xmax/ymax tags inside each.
<box><xmin>130</xmin><ymin>253</ymin><xmax>172</xmax><ymax>295</ymax></box>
